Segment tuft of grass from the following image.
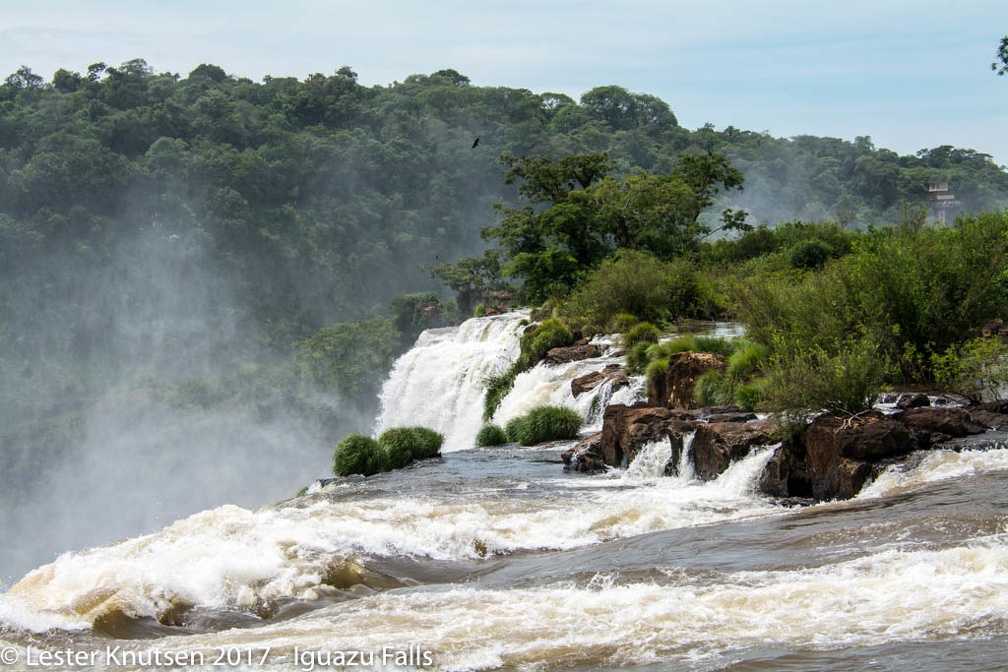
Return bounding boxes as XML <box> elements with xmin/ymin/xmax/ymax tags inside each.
<box><xmin>505</xmin><ymin>405</ymin><xmax>584</xmax><ymax>446</ymax></box>
<box><xmin>475</xmin><ymin>423</ymin><xmax>509</xmax><ymax>447</ymax></box>
<box><xmin>333</xmin><ymin>434</ymin><xmax>386</xmax><ymax>476</ymax></box>
<box><xmin>334</xmin><ymin>426</ymin><xmax>444</xmax><ymax>477</ymax></box>
<box><xmin>519</xmin><ymin>318</ymin><xmax>573</xmax><ymax>367</ymax></box>
<box><xmin>483</xmin><ymin>362</ymin><xmax>523</xmax><ymax>421</ymax></box>
<box><xmin>621</xmin><ymin>321</ymin><xmax>661</xmax><ymax>350</ymax></box>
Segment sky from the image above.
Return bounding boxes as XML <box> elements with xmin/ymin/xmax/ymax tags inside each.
<box><xmin>2</xmin><ymin>0</ymin><xmax>1007</xmax><ymax>166</ymax></box>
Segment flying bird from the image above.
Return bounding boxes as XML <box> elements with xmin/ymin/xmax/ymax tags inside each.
<box><xmin>471</xmin><ymin>137</ymin><xmax>480</xmax><ymax>149</ymax></box>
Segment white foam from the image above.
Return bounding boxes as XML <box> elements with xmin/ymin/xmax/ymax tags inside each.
<box><xmin>374</xmin><ymin>311</ymin><xmax>528</xmax><ymax>452</ymax></box>
<box><xmin>163</xmin><ymin>539</ymin><xmax>1008</xmax><ymax>670</ymax></box>
<box><xmin>860</xmin><ymin>447</ymin><xmax>1008</xmax><ymax>499</ymax></box>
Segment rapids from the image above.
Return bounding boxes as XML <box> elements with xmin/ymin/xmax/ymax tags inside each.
<box><xmin>2</xmin><ymin>313</ymin><xmax>1007</xmax><ymax>671</ymax></box>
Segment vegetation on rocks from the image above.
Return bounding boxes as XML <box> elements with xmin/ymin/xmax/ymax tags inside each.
<box><xmin>504</xmin><ymin>405</ymin><xmax>584</xmax><ymax>446</ymax></box>
<box><xmin>333</xmin><ymin>426</ymin><xmax>444</xmax><ymax>476</ymax></box>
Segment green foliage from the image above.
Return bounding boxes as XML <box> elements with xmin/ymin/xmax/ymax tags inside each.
<box><xmin>378</xmin><ymin>426</ymin><xmax>444</xmax><ymax>462</ymax></box>
<box><xmin>390</xmin><ymin>292</ymin><xmax>445</xmax><ymax>347</ymax></box>
<box><xmin>333</xmin><ymin>426</ymin><xmax>444</xmax><ymax>477</ymax></box>
<box><xmin>932</xmin><ymin>337</ymin><xmax>1008</xmax><ymax>402</ymax></box>
<box><xmin>505</xmin><ymin>405</ymin><xmax>584</xmax><ymax>446</ymax></box>
<box><xmin>518</xmin><ymin>318</ymin><xmax>573</xmax><ymax>368</ymax></box>
<box><xmin>483</xmin><ymin>362</ymin><xmax>523</xmax><ymax>421</ymax></box>
<box><xmin>293</xmin><ymin>318</ymin><xmax>401</xmax><ymax>399</ymax></box>
<box><xmin>788</xmin><ymin>238</ymin><xmax>835</xmax><ymax>270</ymax></box>
<box><xmin>475</xmin><ymin>423</ymin><xmax>509</xmax><ymax>447</ymax></box>
<box><xmin>621</xmin><ymin>322</ymin><xmax>661</xmax><ymax>349</ymax></box>
<box><xmin>561</xmin><ymin>249</ymin><xmax>714</xmax><ymax>328</ymax></box>
<box><xmin>333</xmin><ymin>434</ymin><xmax>386</xmax><ymax>477</ymax></box>
<box><xmin>626</xmin><ymin>340</ymin><xmax>654</xmax><ymax>374</ymax></box>
<box><xmin>762</xmin><ymin>338</ymin><xmax>893</xmax><ymax>414</ymax></box>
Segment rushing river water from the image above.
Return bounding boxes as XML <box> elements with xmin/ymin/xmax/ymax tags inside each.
<box><xmin>1</xmin><ymin>313</ymin><xmax>1006</xmax><ymax>671</ymax></box>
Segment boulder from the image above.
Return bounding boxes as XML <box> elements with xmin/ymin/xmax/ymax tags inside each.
<box><xmin>570</xmin><ymin>371</ymin><xmax>604</xmax><ymax>397</ymax></box>
<box><xmin>561</xmin><ymin>432</ymin><xmax>606</xmax><ymax>473</ymax></box>
<box><xmin>896</xmin><ymin>407</ymin><xmax>987</xmax><ymax>446</ymax></box>
<box><xmin>805</xmin><ymin>412</ymin><xmax>913</xmax><ymax>500</ymax></box>
<box><xmin>896</xmin><ymin>392</ymin><xmax>931</xmax><ymax>410</ymax></box>
<box><xmin>599</xmin><ymin>404</ymin><xmax>696</xmax><ymax>468</ymax></box>
<box><xmin>648</xmin><ymin>351</ymin><xmax>725</xmax><ymax>409</ymax></box>
<box><xmin>545</xmin><ymin>343</ymin><xmax>602</xmax><ymax>365</ymax></box>
<box><xmin>571</xmin><ymin>365</ymin><xmax>630</xmax><ymax>398</ymax></box>
<box><xmin>689</xmin><ymin>421</ymin><xmax>777</xmax><ymax>481</ymax></box>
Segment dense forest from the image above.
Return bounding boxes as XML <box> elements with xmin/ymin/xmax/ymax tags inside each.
<box><xmin>1</xmin><ymin>58</ymin><xmax>1007</xmax><ymax>570</ymax></box>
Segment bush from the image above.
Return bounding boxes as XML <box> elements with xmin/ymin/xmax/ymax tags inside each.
<box><xmin>519</xmin><ymin>318</ymin><xmax>572</xmax><ymax>367</ymax></box>
<box><xmin>560</xmin><ymin>249</ymin><xmax>715</xmax><ymax>328</ymax></box>
<box><xmin>333</xmin><ymin>434</ymin><xmax>386</xmax><ymax>476</ymax></box>
<box><xmin>334</xmin><ymin>427</ymin><xmax>444</xmax><ymax>477</ymax></box>
<box><xmin>475</xmin><ymin>423</ymin><xmax>509</xmax><ymax>447</ymax></box>
<box><xmin>762</xmin><ymin>338</ymin><xmax>893</xmax><ymax>414</ymax></box>
<box><xmin>505</xmin><ymin>405</ymin><xmax>584</xmax><ymax>446</ymax></box>
<box><xmin>483</xmin><ymin>362</ymin><xmax>523</xmax><ymax>421</ymax></box>
<box><xmin>932</xmin><ymin>337</ymin><xmax>1008</xmax><ymax>403</ymax></box>
<box><xmin>622</xmin><ymin>321</ymin><xmax>661</xmax><ymax>349</ymax></box>
<box><xmin>400</xmin><ymin>426</ymin><xmax>445</xmax><ymax>460</ymax></box>
<box><xmin>626</xmin><ymin>340</ymin><xmax>654</xmax><ymax>374</ymax></box>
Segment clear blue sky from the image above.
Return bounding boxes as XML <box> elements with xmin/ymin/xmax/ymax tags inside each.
<box><xmin>3</xmin><ymin>1</ymin><xmax>1006</xmax><ymax>166</ymax></box>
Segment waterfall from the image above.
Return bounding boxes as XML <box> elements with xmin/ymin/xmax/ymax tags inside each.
<box><xmin>374</xmin><ymin>311</ymin><xmax>529</xmax><ymax>452</ymax></box>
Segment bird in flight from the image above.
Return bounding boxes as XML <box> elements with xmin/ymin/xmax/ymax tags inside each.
<box><xmin>471</xmin><ymin>137</ymin><xmax>480</xmax><ymax>149</ymax></box>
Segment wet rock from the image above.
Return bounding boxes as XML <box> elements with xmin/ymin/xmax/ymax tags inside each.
<box><xmin>665</xmin><ymin>419</ymin><xmax>702</xmax><ymax>476</ymax></box>
<box><xmin>561</xmin><ymin>432</ymin><xmax>606</xmax><ymax>473</ymax></box>
<box><xmin>896</xmin><ymin>407</ymin><xmax>987</xmax><ymax>446</ymax></box>
<box><xmin>805</xmin><ymin>412</ymin><xmax>913</xmax><ymax>500</ymax></box>
<box><xmin>599</xmin><ymin>404</ymin><xmax>695</xmax><ymax>468</ymax></box>
<box><xmin>571</xmin><ymin>364</ymin><xmax>630</xmax><ymax>398</ymax></box>
<box><xmin>544</xmin><ymin>343</ymin><xmax>602</xmax><ymax>365</ymax></box>
<box><xmin>689</xmin><ymin>421</ymin><xmax>777</xmax><ymax>481</ymax></box>
<box><xmin>570</xmin><ymin>371</ymin><xmax>604</xmax><ymax>397</ymax></box>
<box><xmin>896</xmin><ymin>392</ymin><xmax>931</xmax><ymax>410</ymax></box>
<box><xmin>647</xmin><ymin>351</ymin><xmax>725</xmax><ymax>409</ymax></box>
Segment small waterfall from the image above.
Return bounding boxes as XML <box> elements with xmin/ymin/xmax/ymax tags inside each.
<box><xmin>374</xmin><ymin>311</ymin><xmax>529</xmax><ymax>452</ymax></box>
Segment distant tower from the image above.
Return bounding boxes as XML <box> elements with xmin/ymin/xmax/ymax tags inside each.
<box><xmin>925</xmin><ymin>177</ymin><xmax>961</xmax><ymax>225</ymax></box>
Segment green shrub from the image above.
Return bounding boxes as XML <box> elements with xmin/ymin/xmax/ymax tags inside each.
<box><xmin>610</xmin><ymin>313</ymin><xmax>640</xmax><ymax>332</ymax></box>
<box><xmin>333</xmin><ymin>434</ymin><xmax>386</xmax><ymax>476</ymax></box>
<box><xmin>788</xmin><ymin>238</ymin><xmax>835</xmax><ymax>270</ymax></box>
<box><xmin>505</xmin><ymin>405</ymin><xmax>584</xmax><ymax>446</ymax></box>
<box><xmin>622</xmin><ymin>321</ymin><xmax>661</xmax><ymax>349</ymax></box>
<box><xmin>483</xmin><ymin>362</ymin><xmax>523</xmax><ymax>421</ymax></box>
<box><xmin>376</xmin><ymin>427</ymin><xmax>419</xmax><ymax>469</ymax></box>
<box><xmin>932</xmin><ymin>337</ymin><xmax>1008</xmax><ymax>402</ymax></box>
<box><xmin>695</xmin><ymin>369</ymin><xmax>731</xmax><ymax>407</ymax></box>
<box><xmin>334</xmin><ymin>427</ymin><xmax>444</xmax><ymax>477</ymax></box>
<box><xmin>475</xmin><ymin>423</ymin><xmax>509</xmax><ymax>447</ymax></box>
<box><xmin>726</xmin><ymin>340</ymin><xmax>768</xmax><ymax>381</ymax></box>
<box><xmin>402</xmin><ymin>426</ymin><xmax>445</xmax><ymax>460</ymax></box>
<box><xmin>762</xmin><ymin>338</ymin><xmax>893</xmax><ymax>414</ymax></box>
<box><xmin>626</xmin><ymin>340</ymin><xmax>654</xmax><ymax>374</ymax></box>
<box><xmin>519</xmin><ymin>318</ymin><xmax>572</xmax><ymax>367</ymax></box>
<box><xmin>734</xmin><ymin>383</ymin><xmax>764</xmax><ymax>412</ymax></box>
<box><xmin>560</xmin><ymin>249</ymin><xmax>715</xmax><ymax>328</ymax></box>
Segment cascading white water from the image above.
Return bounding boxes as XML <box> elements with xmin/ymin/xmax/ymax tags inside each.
<box><xmin>374</xmin><ymin>311</ymin><xmax>529</xmax><ymax>452</ymax></box>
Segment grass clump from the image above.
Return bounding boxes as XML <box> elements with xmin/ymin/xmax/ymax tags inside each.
<box><xmin>504</xmin><ymin>405</ymin><xmax>584</xmax><ymax>446</ymax></box>
<box><xmin>483</xmin><ymin>362</ymin><xmax>523</xmax><ymax>421</ymax></box>
<box><xmin>518</xmin><ymin>318</ymin><xmax>573</xmax><ymax>368</ymax></box>
<box><xmin>333</xmin><ymin>426</ymin><xmax>444</xmax><ymax>477</ymax></box>
<box><xmin>333</xmin><ymin>434</ymin><xmax>386</xmax><ymax>476</ymax></box>
<box><xmin>475</xmin><ymin>423</ymin><xmax>509</xmax><ymax>447</ymax></box>
<box><xmin>621</xmin><ymin>321</ymin><xmax>661</xmax><ymax>349</ymax></box>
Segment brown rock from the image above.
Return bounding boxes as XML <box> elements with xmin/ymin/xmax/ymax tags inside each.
<box><xmin>571</xmin><ymin>371</ymin><xmax>605</xmax><ymax>397</ymax></box>
<box><xmin>544</xmin><ymin>344</ymin><xmax>602</xmax><ymax>365</ymax></box>
<box><xmin>689</xmin><ymin>421</ymin><xmax>777</xmax><ymax>481</ymax></box>
<box><xmin>805</xmin><ymin>412</ymin><xmax>912</xmax><ymax>500</ymax></box>
<box><xmin>896</xmin><ymin>393</ymin><xmax>930</xmax><ymax>410</ymax></box>
<box><xmin>599</xmin><ymin>404</ymin><xmax>696</xmax><ymax>468</ymax></box>
<box><xmin>897</xmin><ymin>407</ymin><xmax>987</xmax><ymax>445</ymax></box>
<box><xmin>561</xmin><ymin>432</ymin><xmax>606</xmax><ymax>473</ymax></box>
<box><xmin>648</xmin><ymin>351</ymin><xmax>725</xmax><ymax>409</ymax></box>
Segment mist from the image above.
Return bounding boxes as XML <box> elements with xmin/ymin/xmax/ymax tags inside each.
<box><xmin>0</xmin><ymin>226</ymin><xmax>366</xmax><ymax>585</ymax></box>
